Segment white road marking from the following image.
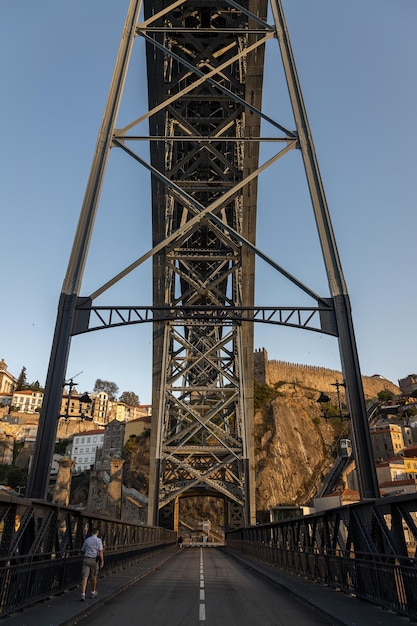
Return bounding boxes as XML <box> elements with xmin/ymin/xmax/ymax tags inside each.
<box><xmin>199</xmin><ymin>603</ymin><xmax>206</xmax><ymax>621</ymax></box>
<box><xmin>199</xmin><ymin>548</ymin><xmax>206</xmax><ymax>621</ymax></box>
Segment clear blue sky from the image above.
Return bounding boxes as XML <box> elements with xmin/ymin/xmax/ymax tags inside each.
<box><xmin>1</xmin><ymin>1</ymin><xmax>416</xmax><ymax>403</ymax></box>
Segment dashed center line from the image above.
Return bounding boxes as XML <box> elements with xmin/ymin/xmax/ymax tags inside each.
<box><xmin>199</xmin><ymin>547</ymin><xmax>206</xmax><ymax>622</ymax></box>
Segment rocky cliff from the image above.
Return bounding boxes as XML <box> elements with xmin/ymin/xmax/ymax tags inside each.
<box><xmin>253</xmin><ymin>349</ymin><xmax>400</xmax><ymax>519</ymax></box>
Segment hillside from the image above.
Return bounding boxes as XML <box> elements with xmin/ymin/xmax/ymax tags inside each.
<box><xmin>253</xmin><ymin>349</ymin><xmax>400</xmax><ymax>520</ymax></box>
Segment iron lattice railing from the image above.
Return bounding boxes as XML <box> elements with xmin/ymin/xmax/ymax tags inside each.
<box><xmin>0</xmin><ymin>494</ymin><xmax>176</xmax><ymax>618</ymax></box>
<box><xmin>225</xmin><ymin>493</ymin><xmax>417</xmax><ymax>619</ymax></box>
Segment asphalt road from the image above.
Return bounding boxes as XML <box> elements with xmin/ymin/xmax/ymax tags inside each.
<box><xmin>76</xmin><ymin>547</ymin><xmax>335</xmax><ymax>626</ymax></box>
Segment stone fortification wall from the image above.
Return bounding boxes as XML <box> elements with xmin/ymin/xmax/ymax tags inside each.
<box><xmin>254</xmin><ymin>347</ymin><xmax>400</xmax><ymax>400</ymax></box>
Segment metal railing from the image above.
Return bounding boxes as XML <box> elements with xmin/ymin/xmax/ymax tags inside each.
<box><xmin>225</xmin><ymin>493</ymin><xmax>417</xmax><ymax>620</ymax></box>
<box><xmin>0</xmin><ymin>494</ymin><xmax>176</xmax><ymax>617</ymax></box>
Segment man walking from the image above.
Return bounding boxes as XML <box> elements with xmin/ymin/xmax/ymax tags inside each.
<box><xmin>81</xmin><ymin>527</ymin><xmax>104</xmax><ymax>601</ymax></box>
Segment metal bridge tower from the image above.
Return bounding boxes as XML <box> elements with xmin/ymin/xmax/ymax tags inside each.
<box><xmin>26</xmin><ymin>0</ymin><xmax>379</xmax><ymax>524</ymax></box>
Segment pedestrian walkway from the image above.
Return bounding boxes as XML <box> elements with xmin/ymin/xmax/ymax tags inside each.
<box><xmin>2</xmin><ymin>546</ymin><xmax>410</xmax><ymax>626</ymax></box>
<box><xmin>3</xmin><ymin>546</ymin><xmax>179</xmax><ymax>626</ymax></box>
<box><xmin>226</xmin><ymin>549</ymin><xmax>410</xmax><ymax>626</ymax></box>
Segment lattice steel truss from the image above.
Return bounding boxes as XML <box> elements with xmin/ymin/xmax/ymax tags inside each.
<box><xmin>144</xmin><ymin>0</ymin><xmax>269</xmax><ymax>527</ymax></box>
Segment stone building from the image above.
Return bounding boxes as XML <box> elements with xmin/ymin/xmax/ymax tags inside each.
<box><xmin>370</xmin><ymin>423</ymin><xmax>405</xmax><ymax>461</ymax></box>
<box><xmin>0</xmin><ymin>359</ymin><xmax>16</xmax><ymax>394</ymax></box>
<box><xmin>398</xmin><ymin>374</ymin><xmax>417</xmax><ymax>396</ymax></box>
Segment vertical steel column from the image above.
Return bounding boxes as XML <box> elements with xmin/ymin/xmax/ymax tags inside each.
<box><xmin>26</xmin><ymin>0</ymin><xmax>142</xmax><ymax>499</ymax></box>
<box><xmin>270</xmin><ymin>0</ymin><xmax>379</xmax><ymax>499</ymax></box>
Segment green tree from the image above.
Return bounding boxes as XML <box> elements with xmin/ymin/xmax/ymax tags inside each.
<box><xmin>55</xmin><ymin>440</ymin><xmax>71</xmax><ymax>456</ymax></box>
<box><xmin>28</xmin><ymin>380</ymin><xmax>42</xmax><ymax>391</ymax></box>
<box><xmin>119</xmin><ymin>391</ymin><xmax>140</xmax><ymax>407</ymax></box>
<box><xmin>16</xmin><ymin>366</ymin><xmax>28</xmax><ymax>391</ymax></box>
<box><xmin>377</xmin><ymin>389</ymin><xmax>395</xmax><ymax>403</ymax></box>
<box><xmin>254</xmin><ymin>379</ymin><xmax>279</xmax><ymax>411</ymax></box>
<box><xmin>93</xmin><ymin>379</ymin><xmax>119</xmax><ymax>401</ymax></box>
<box><xmin>0</xmin><ymin>465</ymin><xmax>27</xmax><ymax>490</ymax></box>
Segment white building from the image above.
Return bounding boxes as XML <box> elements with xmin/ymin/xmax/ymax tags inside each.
<box><xmin>71</xmin><ymin>429</ymin><xmax>105</xmax><ymax>472</ymax></box>
<box><xmin>0</xmin><ymin>359</ymin><xmax>16</xmax><ymax>394</ymax></box>
<box><xmin>11</xmin><ymin>389</ymin><xmax>43</xmax><ymax>413</ymax></box>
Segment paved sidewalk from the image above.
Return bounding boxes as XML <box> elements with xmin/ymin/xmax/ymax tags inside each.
<box><xmin>3</xmin><ymin>546</ymin><xmax>179</xmax><ymax>626</ymax></box>
<box><xmin>226</xmin><ymin>549</ymin><xmax>411</xmax><ymax>626</ymax></box>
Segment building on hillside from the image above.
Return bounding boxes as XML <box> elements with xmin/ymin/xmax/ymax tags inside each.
<box><xmin>109</xmin><ymin>402</ymin><xmax>151</xmax><ymax>423</ymax></box>
<box><xmin>137</xmin><ymin>404</ymin><xmax>151</xmax><ymax>417</ymax></box>
<box><xmin>109</xmin><ymin>401</ymin><xmax>129</xmax><ymax>422</ymax></box>
<box><xmin>370</xmin><ymin>423</ymin><xmax>405</xmax><ymax>461</ymax></box>
<box><xmin>91</xmin><ymin>392</ymin><xmax>111</xmax><ymax>426</ymax></box>
<box><xmin>403</xmin><ymin>444</ymin><xmax>417</xmax><ymax>458</ymax></box>
<box><xmin>124</xmin><ymin>416</ymin><xmax>151</xmax><ymax>444</ymax></box>
<box><xmin>403</xmin><ymin>457</ymin><xmax>417</xmax><ymax>480</ymax></box>
<box><xmin>59</xmin><ymin>391</ymin><xmax>93</xmax><ymax>421</ymax></box>
<box><xmin>398</xmin><ymin>374</ymin><xmax>417</xmax><ymax>396</ymax></box>
<box><xmin>379</xmin><ymin>479</ymin><xmax>417</xmax><ymax>497</ymax></box>
<box><xmin>402</xmin><ymin>424</ymin><xmax>414</xmax><ymax>447</ymax></box>
<box><xmin>11</xmin><ymin>389</ymin><xmax>43</xmax><ymax>414</ymax></box>
<box><xmin>376</xmin><ymin>458</ymin><xmax>406</xmax><ymax>484</ymax></box>
<box><xmin>313</xmin><ymin>488</ymin><xmax>360</xmax><ymax>512</ymax></box>
<box><xmin>401</xmin><ymin>447</ymin><xmax>417</xmax><ymax>480</ymax></box>
<box><xmin>18</xmin><ymin>422</ymin><xmax>38</xmax><ymax>442</ymax></box>
<box><xmin>70</xmin><ymin>429</ymin><xmax>105</xmax><ymax>472</ymax></box>
<box><xmin>0</xmin><ymin>393</ymin><xmax>12</xmax><ymax>409</ymax></box>
<box><xmin>0</xmin><ymin>359</ymin><xmax>16</xmax><ymax>394</ymax></box>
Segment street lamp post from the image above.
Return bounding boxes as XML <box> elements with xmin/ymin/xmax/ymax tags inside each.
<box><xmin>317</xmin><ymin>380</ymin><xmax>349</xmax><ymax>420</ymax></box>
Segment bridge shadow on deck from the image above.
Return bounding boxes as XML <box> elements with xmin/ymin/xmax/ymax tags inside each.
<box><xmin>3</xmin><ymin>546</ymin><xmax>409</xmax><ymax>626</ymax></box>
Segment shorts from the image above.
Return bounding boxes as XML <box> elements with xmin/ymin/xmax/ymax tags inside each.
<box><xmin>82</xmin><ymin>557</ymin><xmax>99</xmax><ymax>579</ymax></box>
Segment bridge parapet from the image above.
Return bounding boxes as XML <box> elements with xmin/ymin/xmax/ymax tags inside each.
<box><xmin>0</xmin><ymin>493</ymin><xmax>175</xmax><ymax>618</ymax></box>
<box><xmin>225</xmin><ymin>493</ymin><xmax>417</xmax><ymax>620</ymax></box>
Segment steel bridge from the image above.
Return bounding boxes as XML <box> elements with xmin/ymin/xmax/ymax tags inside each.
<box><xmin>1</xmin><ymin>493</ymin><xmax>417</xmax><ymax>622</ymax></box>
<box><xmin>26</xmin><ymin>0</ymin><xmax>380</xmax><ymax>533</ymax></box>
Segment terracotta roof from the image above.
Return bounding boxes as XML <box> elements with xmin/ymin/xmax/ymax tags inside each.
<box><xmin>403</xmin><ymin>446</ymin><xmax>417</xmax><ymax>457</ymax></box>
<box><xmin>127</xmin><ymin>416</ymin><xmax>151</xmax><ymax>424</ymax></box>
<box><xmin>376</xmin><ymin>458</ymin><xmax>404</xmax><ymax>467</ymax></box>
<box><xmin>380</xmin><ymin>479</ymin><xmax>416</xmax><ymax>487</ymax></box>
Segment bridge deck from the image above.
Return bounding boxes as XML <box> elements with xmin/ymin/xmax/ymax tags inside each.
<box><xmin>6</xmin><ymin>547</ymin><xmax>408</xmax><ymax>626</ymax></box>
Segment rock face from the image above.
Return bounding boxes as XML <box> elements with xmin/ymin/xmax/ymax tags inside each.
<box><xmin>253</xmin><ymin>349</ymin><xmax>400</xmax><ymax>520</ymax></box>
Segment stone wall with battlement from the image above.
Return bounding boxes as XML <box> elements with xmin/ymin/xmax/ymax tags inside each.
<box><xmin>254</xmin><ymin>347</ymin><xmax>400</xmax><ymax>399</ymax></box>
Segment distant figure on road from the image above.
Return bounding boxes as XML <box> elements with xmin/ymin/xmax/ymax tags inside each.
<box><xmin>81</xmin><ymin>527</ymin><xmax>104</xmax><ymax>601</ymax></box>
<box><xmin>177</xmin><ymin>535</ymin><xmax>183</xmax><ymax>548</ymax></box>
